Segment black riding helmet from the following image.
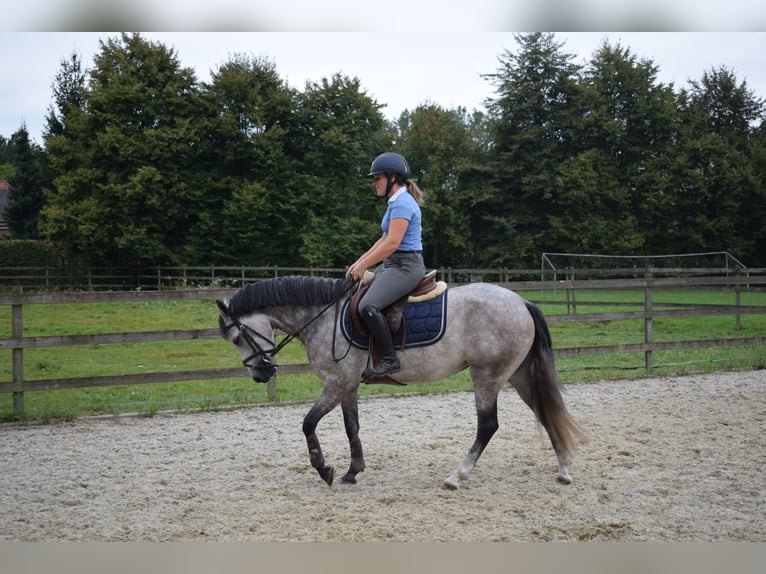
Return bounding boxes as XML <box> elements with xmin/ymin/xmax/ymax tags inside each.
<box><xmin>368</xmin><ymin>152</ymin><xmax>411</xmax><ymax>197</ymax></box>
<box><xmin>368</xmin><ymin>152</ymin><xmax>411</xmax><ymax>178</ymax></box>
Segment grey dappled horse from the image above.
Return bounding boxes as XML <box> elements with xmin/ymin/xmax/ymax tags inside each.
<box><xmin>217</xmin><ymin>275</ymin><xmax>587</xmax><ymax>489</ymax></box>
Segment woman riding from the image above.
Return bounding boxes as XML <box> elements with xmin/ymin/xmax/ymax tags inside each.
<box><xmin>346</xmin><ymin>152</ymin><xmax>426</xmax><ymax>379</ymax></box>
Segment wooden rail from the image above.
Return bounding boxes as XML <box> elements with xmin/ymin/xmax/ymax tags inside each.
<box><xmin>2</xmin><ymin>271</ymin><xmax>765</xmax><ymax>416</ymax></box>
<box><xmin>1</xmin><ymin>264</ymin><xmax>757</xmax><ymax>291</ymax></box>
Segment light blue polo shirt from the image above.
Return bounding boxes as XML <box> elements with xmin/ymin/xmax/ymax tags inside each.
<box><xmin>381</xmin><ymin>187</ymin><xmax>422</xmax><ymax>251</ymax></box>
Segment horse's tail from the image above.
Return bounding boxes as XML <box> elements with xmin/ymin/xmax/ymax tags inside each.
<box><xmin>522</xmin><ymin>301</ymin><xmax>589</xmax><ymax>454</ymax></box>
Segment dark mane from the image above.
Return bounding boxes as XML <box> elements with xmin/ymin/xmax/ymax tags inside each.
<box><xmin>227</xmin><ymin>275</ymin><xmax>353</xmax><ymax>317</ymax></box>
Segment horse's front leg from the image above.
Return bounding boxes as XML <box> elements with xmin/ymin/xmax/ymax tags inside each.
<box><xmin>302</xmin><ymin>395</ymin><xmax>339</xmax><ymax>486</ymax></box>
<box><xmin>340</xmin><ymin>390</ymin><xmax>365</xmax><ymax>484</ymax></box>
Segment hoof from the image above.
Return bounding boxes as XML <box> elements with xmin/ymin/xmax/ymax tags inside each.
<box><xmin>442</xmin><ymin>477</ymin><xmax>460</xmax><ymax>490</ymax></box>
<box><xmin>340</xmin><ymin>472</ymin><xmax>357</xmax><ymax>485</ymax></box>
<box><xmin>319</xmin><ymin>466</ymin><xmax>335</xmax><ymax>486</ymax></box>
<box><xmin>557</xmin><ymin>473</ymin><xmax>572</xmax><ymax>485</ymax></box>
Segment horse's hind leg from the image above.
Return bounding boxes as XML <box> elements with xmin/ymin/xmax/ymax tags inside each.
<box><xmin>444</xmin><ymin>392</ymin><xmax>500</xmax><ymax>490</ymax></box>
<box><xmin>510</xmin><ymin>368</ymin><xmax>574</xmax><ymax>485</ymax></box>
<box><xmin>340</xmin><ymin>391</ymin><xmax>365</xmax><ymax>484</ymax></box>
<box><xmin>510</xmin><ymin>301</ymin><xmax>588</xmax><ymax>484</ymax></box>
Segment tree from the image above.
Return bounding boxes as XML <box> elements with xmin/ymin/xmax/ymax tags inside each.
<box><xmin>394</xmin><ymin>104</ymin><xmax>487</xmax><ymax>268</ymax></box>
<box><xmin>185</xmin><ymin>53</ymin><xmax>298</xmax><ymax>265</ymax></box>
<box><xmin>553</xmin><ymin>40</ymin><xmax>679</xmax><ymax>255</ymax></box>
<box><xmin>551</xmin><ymin>149</ymin><xmax>639</xmax><ymax>253</ymax></box>
<box><xmin>482</xmin><ymin>33</ymin><xmax>583</xmax><ymax>267</ymax></box>
<box><xmin>674</xmin><ymin>66</ymin><xmax>765</xmax><ymax>264</ymax></box>
<box><xmin>44</xmin><ymin>51</ymin><xmax>88</xmax><ymax>138</ymax></box>
<box><xmin>5</xmin><ymin>126</ymin><xmax>48</xmax><ymax>239</ymax></box>
<box><xmin>0</xmin><ymin>135</ymin><xmax>14</xmax><ymax>180</ymax></box>
<box><xmin>290</xmin><ymin>73</ymin><xmax>388</xmax><ymax>267</ymax></box>
<box><xmin>42</xmin><ymin>33</ymin><xmax>204</xmax><ymax>266</ymax></box>
<box><xmin>749</xmin><ymin>122</ymin><xmax>766</xmax><ymax>266</ymax></box>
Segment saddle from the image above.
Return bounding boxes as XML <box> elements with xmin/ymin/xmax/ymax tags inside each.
<box><xmin>349</xmin><ymin>269</ymin><xmax>438</xmax><ymax>350</ymax></box>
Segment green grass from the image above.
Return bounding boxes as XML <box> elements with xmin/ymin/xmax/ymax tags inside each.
<box><xmin>526</xmin><ymin>288</ymin><xmax>766</xmax><ymax>382</ymax></box>
<box><xmin>1</xmin><ymin>289</ymin><xmax>764</xmax><ymax>422</ymax></box>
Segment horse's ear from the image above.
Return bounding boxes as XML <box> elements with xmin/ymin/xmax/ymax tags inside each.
<box><xmin>216</xmin><ymin>300</ymin><xmax>229</xmax><ymax>316</ymax></box>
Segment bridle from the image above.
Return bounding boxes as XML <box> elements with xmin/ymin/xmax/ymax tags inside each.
<box><xmin>221</xmin><ymin>279</ymin><xmax>358</xmax><ymax>372</ymax></box>
<box><xmin>219</xmin><ymin>316</ymin><xmax>285</xmax><ymax>372</ymax></box>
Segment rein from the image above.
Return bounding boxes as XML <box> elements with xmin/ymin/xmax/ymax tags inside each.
<box><xmin>227</xmin><ymin>279</ymin><xmax>358</xmax><ymax>367</ymax></box>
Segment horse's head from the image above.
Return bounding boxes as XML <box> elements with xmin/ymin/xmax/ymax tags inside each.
<box><xmin>216</xmin><ymin>299</ymin><xmax>278</xmax><ymax>383</ymax></box>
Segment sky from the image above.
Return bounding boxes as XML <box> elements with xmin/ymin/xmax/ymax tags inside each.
<box><xmin>2</xmin><ymin>16</ymin><xmax>766</xmax><ymax>145</ymax></box>
<box><xmin>4</xmin><ymin>0</ymin><xmax>766</xmax><ymax>31</ymax></box>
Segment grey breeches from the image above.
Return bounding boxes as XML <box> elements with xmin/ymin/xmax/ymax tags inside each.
<box><xmin>359</xmin><ymin>252</ymin><xmax>426</xmax><ymax>311</ymax></box>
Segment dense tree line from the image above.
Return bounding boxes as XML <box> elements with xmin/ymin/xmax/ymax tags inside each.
<box><xmin>1</xmin><ymin>32</ymin><xmax>764</xmax><ymax>268</ymax></box>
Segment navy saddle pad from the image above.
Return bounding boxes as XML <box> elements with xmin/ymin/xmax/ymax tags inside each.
<box><xmin>340</xmin><ymin>290</ymin><xmax>448</xmax><ymax>350</ymax></box>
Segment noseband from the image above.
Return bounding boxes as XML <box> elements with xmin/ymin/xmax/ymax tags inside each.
<box><xmin>220</xmin><ymin>316</ymin><xmax>289</xmax><ymax>371</ymax></box>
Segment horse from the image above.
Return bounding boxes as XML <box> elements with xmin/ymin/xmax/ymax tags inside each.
<box><xmin>216</xmin><ymin>275</ymin><xmax>588</xmax><ymax>489</ymax></box>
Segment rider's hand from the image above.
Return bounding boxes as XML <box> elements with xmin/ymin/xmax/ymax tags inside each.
<box><xmin>347</xmin><ymin>263</ymin><xmax>365</xmax><ymax>281</ymax></box>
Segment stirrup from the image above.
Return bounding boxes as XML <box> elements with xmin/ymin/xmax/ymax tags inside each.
<box><xmin>362</xmin><ymin>356</ymin><xmax>400</xmax><ymax>379</ymax></box>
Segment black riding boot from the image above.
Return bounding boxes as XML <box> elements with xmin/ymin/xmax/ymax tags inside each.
<box><xmin>360</xmin><ymin>304</ymin><xmax>401</xmax><ymax>379</ymax></box>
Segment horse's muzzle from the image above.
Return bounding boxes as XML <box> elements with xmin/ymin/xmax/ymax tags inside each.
<box><xmin>251</xmin><ymin>365</ymin><xmax>277</xmax><ymax>383</ymax></box>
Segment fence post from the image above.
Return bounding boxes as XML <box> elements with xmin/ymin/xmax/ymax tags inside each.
<box><xmin>566</xmin><ymin>267</ymin><xmax>577</xmax><ymax>315</ymax></box>
<box><xmin>12</xmin><ymin>288</ymin><xmax>24</xmax><ymax>416</ymax></box>
<box><xmin>267</xmin><ymin>376</ymin><xmax>277</xmax><ymax>401</ymax></box>
<box><xmin>644</xmin><ymin>270</ymin><xmax>654</xmax><ymax>373</ymax></box>
<box><xmin>569</xmin><ymin>284</ymin><xmax>577</xmax><ymax>314</ymax></box>
<box><xmin>566</xmin><ymin>268</ymin><xmax>577</xmax><ymax>314</ymax></box>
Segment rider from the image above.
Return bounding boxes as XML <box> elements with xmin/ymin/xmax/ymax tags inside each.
<box><xmin>347</xmin><ymin>152</ymin><xmax>426</xmax><ymax>379</ymax></box>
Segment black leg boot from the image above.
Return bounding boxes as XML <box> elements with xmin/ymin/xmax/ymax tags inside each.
<box><xmin>360</xmin><ymin>304</ymin><xmax>401</xmax><ymax>379</ymax></box>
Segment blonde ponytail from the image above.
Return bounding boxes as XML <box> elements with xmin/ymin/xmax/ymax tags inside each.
<box><xmin>406</xmin><ymin>179</ymin><xmax>424</xmax><ymax>206</ymax></box>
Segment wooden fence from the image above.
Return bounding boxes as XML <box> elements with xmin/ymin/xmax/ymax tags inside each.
<box><xmin>2</xmin><ymin>263</ymin><xmax>751</xmax><ymax>291</ymax></box>
<box><xmin>1</xmin><ymin>269</ymin><xmax>765</xmax><ymax>416</ymax></box>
